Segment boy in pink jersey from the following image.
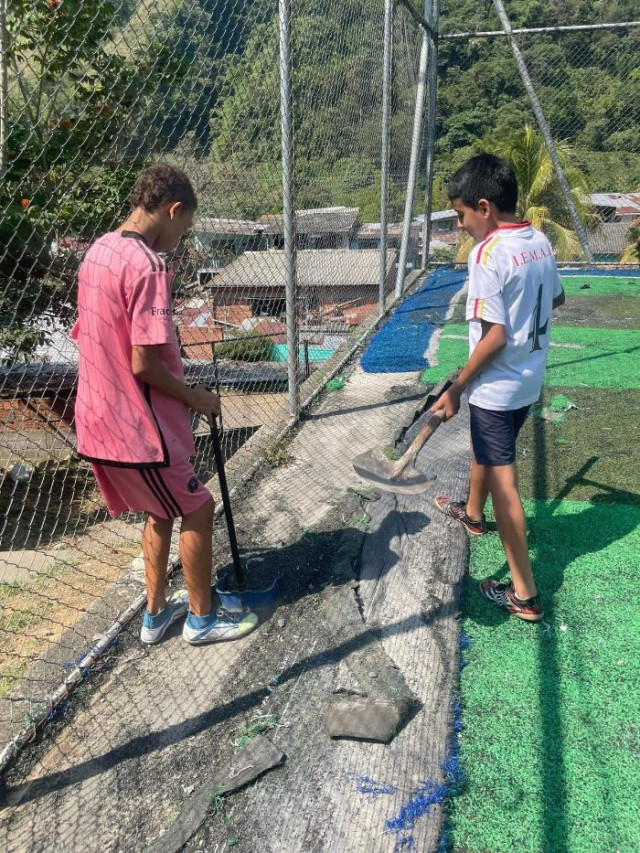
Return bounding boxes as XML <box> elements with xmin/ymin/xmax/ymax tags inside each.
<box><xmin>73</xmin><ymin>165</ymin><xmax>257</xmax><ymax>644</ymax></box>
<box><xmin>431</xmin><ymin>154</ymin><xmax>565</xmax><ymax>622</ymax></box>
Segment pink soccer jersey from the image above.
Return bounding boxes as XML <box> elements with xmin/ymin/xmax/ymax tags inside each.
<box><xmin>72</xmin><ymin>230</ymin><xmax>194</xmax><ymax>467</ymax></box>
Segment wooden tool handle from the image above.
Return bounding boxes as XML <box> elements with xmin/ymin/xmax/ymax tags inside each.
<box><xmin>392</xmin><ymin>410</ymin><xmax>445</xmax><ymax>477</ymax></box>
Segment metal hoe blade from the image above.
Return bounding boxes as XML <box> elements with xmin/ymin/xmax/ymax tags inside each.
<box><xmin>352</xmin><ymin>449</ymin><xmax>435</xmax><ymax>495</ymax></box>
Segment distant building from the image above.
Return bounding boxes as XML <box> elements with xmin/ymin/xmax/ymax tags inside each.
<box><xmin>413</xmin><ymin>209</ymin><xmax>459</xmax><ymax>256</ymax></box>
<box><xmin>587</xmin><ymin>222</ymin><xmax>635</xmax><ymax>263</ymax></box>
<box><xmin>206</xmin><ymin>248</ymin><xmax>394</xmax><ymax>317</ymax></box>
<box><xmin>192</xmin><ymin>217</ymin><xmax>265</xmax><ymax>277</ymax></box>
<box><xmin>354</xmin><ymin>222</ymin><xmax>421</xmax><ymax>268</ymax></box>
<box><xmin>257</xmin><ymin>206</ymin><xmax>360</xmax><ymax>250</ymax></box>
<box><xmin>590</xmin><ymin>193</ymin><xmax>640</xmax><ymax>223</ymax></box>
<box><xmin>588</xmin><ymin>193</ymin><xmax>640</xmax><ymax>262</ymax></box>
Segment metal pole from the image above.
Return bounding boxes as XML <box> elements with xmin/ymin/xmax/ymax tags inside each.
<box><xmin>491</xmin><ymin>0</ymin><xmax>594</xmax><ymax>263</ymax></box>
<box><xmin>379</xmin><ymin>0</ymin><xmax>393</xmax><ymax>314</ymax></box>
<box><xmin>441</xmin><ymin>21</ymin><xmax>640</xmax><ymax>40</ymax></box>
<box><xmin>395</xmin><ymin>1</ymin><xmax>435</xmax><ymax>298</ymax></box>
<box><xmin>420</xmin><ymin>0</ymin><xmax>440</xmax><ymax>269</ymax></box>
<box><xmin>0</xmin><ymin>0</ymin><xmax>8</xmax><ymax>176</ymax></box>
<box><xmin>278</xmin><ymin>0</ymin><xmax>298</xmax><ymax>416</ymax></box>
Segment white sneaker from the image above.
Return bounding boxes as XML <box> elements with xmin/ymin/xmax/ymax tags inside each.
<box><xmin>182</xmin><ymin>607</ymin><xmax>258</xmax><ymax>645</ymax></box>
<box><xmin>140</xmin><ymin>590</ymin><xmax>189</xmax><ymax>644</ymax></box>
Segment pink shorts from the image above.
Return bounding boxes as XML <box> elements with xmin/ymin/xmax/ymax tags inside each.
<box><xmin>92</xmin><ymin>459</ymin><xmax>211</xmax><ymax>519</ymax></box>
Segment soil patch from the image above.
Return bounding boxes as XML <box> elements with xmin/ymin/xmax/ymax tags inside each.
<box><xmin>557</xmin><ymin>294</ymin><xmax>640</xmax><ymax>329</ymax></box>
<box><xmin>515</xmin><ymin>386</ymin><xmax>640</xmax><ymax>505</ymax></box>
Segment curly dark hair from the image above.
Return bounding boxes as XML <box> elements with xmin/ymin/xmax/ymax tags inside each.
<box><xmin>129</xmin><ymin>164</ymin><xmax>198</xmax><ymax>212</ymax></box>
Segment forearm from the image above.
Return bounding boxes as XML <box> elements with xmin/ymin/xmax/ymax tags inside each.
<box><xmin>452</xmin><ymin>324</ymin><xmax>506</xmax><ymax>393</ymax></box>
<box><xmin>132</xmin><ymin>352</ymin><xmax>194</xmax><ymax>407</ymax></box>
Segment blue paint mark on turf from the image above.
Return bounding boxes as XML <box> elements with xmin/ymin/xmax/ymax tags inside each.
<box><xmin>360</xmin><ymin>268</ymin><xmax>468</xmax><ymax>373</ymax></box>
<box><xmin>354</xmin><ymin>775</ymin><xmax>397</xmax><ymax>800</ymax></box>
<box><xmin>384</xmin><ymin>629</ymin><xmax>470</xmax><ymax>850</ymax></box>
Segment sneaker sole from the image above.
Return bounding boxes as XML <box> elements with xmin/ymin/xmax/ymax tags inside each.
<box><xmin>183</xmin><ymin>620</ymin><xmax>258</xmax><ymax>646</ymax></box>
<box><xmin>461</xmin><ymin>524</ymin><xmax>486</xmax><ymax>537</ymax></box>
<box><xmin>434</xmin><ymin>498</ymin><xmax>485</xmax><ymax>536</ymax></box>
<box><xmin>511</xmin><ymin>609</ymin><xmax>544</xmax><ymax>623</ymax></box>
<box><xmin>140</xmin><ymin>603</ymin><xmax>189</xmax><ymax>645</ymax></box>
<box><xmin>478</xmin><ymin>582</ymin><xmax>543</xmax><ymax>622</ymax></box>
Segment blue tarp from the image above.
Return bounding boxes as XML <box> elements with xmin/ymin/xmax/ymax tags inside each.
<box><xmin>360</xmin><ymin>267</ymin><xmax>467</xmax><ymax>373</ymax></box>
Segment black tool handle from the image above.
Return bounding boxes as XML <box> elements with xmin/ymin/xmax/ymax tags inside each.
<box><xmin>210</xmin><ymin>419</ymin><xmax>245</xmax><ymax>589</ymax></box>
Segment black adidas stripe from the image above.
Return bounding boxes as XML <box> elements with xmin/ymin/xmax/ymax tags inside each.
<box><xmin>136</xmin><ymin>240</ymin><xmax>158</xmax><ymax>273</ymax></box>
<box><xmin>140</xmin><ymin>468</ymin><xmax>174</xmax><ymax>517</ymax></box>
<box><xmin>149</xmin><ymin>468</ymin><xmax>183</xmax><ymax>517</ymax></box>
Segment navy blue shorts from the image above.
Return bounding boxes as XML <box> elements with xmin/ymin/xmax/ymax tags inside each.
<box><xmin>469</xmin><ymin>403</ymin><xmax>531</xmax><ymax>467</ymax></box>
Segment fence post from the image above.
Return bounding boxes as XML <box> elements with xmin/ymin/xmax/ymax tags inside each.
<box><xmin>278</xmin><ymin>0</ymin><xmax>298</xmax><ymax>416</ymax></box>
<box><xmin>420</xmin><ymin>0</ymin><xmax>440</xmax><ymax>269</ymax></box>
<box><xmin>491</xmin><ymin>0</ymin><xmax>594</xmax><ymax>264</ymax></box>
<box><xmin>395</xmin><ymin>1</ymin><xmax>435</xmax><ymax>298</ymax></box>
<box><xmin>379</xmin><ymin>0</ymin><xmax>394</xmax><ymax>314</ymax></box>
<box><xmin>0</xmin><ymin>0</ymin><xmax>8</xmax><ymax>176</ymax></box>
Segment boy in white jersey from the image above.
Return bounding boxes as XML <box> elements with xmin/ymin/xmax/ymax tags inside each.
<box><xmin>431</xmin><ymin>153</ymin><xmax>565</xmax><ymax>622</ymax></box>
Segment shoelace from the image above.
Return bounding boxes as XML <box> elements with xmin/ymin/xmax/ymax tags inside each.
<box><xmin>216</xmin><ymin>607</ymin><xmax>249</xmax><ymax>622</ymax></box>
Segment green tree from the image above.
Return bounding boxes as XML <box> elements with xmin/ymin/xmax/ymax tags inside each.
<box><xmin>495</xmin><ymin>125</ymin><xmax>593</xmax><ymax>259</ymax></box>
<box><xmin>0</xmin><ymin>0</ymin><xmax>187</xmax><ymax>361</ymax></box>
<box><xmin>456</xmin><ymin>125</ymin><xmax>593</xmax><ymax>261</ymax></box>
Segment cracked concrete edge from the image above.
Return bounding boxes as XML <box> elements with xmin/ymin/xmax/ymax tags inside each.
<box><xmin>143</xmin><ymin>735</ymin><xmax>285</xmax><ymax>853</ymax></box>
<box><xmin>318</xmin><ymin>522</ymin><xmax>418</xmax><ymax>742</ymax></box>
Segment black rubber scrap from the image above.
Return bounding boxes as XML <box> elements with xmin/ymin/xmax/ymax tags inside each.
<box><xmin>144</xmin><ymin>735</ymin><xmax>285</xmax><ymax>853</ymax></box>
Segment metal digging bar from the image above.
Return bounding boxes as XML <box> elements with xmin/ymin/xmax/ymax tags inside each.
<box><xmin>210</xmin><ymin>419</ymin><xmax>280</xmax><ymax>612</ymax></box>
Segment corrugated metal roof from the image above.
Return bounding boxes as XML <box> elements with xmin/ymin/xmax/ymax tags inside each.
<box><xmin>258</xmin><ymin>207</ymin><xmax>359</xmax><ymax>235</ymax></box>
<box><xmin>590</xmin><ymin>193</ymin><xmax>640</xmax><ymax>215</ymax></box>
<box><xmin>194</xmin><ymin>217</ymin><xmax>259</xmax><ymax>236</ymax></box>
<box><xmin>413</xmin><ymin>209</ymin><xmax>458</xmax><ymax>223</ymax></box>
<box><xmin>209</xmin><ymin>249</ymin><xmax>393</xmax><ymax>289</ymax></box>
<box><xmin>588</xmin><ymin>221</ymin><xmax>632</xmax><ymax>255</ymax></box>
<box><xmin>356</xmin><ymin>222</ymin><xmax>420</xmax><ymax>239</ymax></box>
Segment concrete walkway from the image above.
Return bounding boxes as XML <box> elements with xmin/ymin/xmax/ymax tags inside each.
<box><xmin>1</xmin><ymin>356</ymin><xmax>471</xmax><ymax>852</ymax></box>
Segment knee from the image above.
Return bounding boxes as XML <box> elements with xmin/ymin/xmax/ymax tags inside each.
<box><xmin>147</xmin><ymin>513</ymin><xmax>173</xmax><ymax>533</ymax></box>
<box><xmin>185</xmin><ymin>495</ymin><xmax>215</xmax><ymax>526</ymax></box>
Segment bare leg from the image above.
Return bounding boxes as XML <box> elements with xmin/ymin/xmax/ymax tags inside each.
<box><xmin>486</xmin><ymin>463</ymin><xmax>537</xmax><ymax>600</ymax></box>
<box><xmin>180</xmin><ymin>496</ymin><xmax>215</xmax><ymax>617</ymax></box>
<box><xmin>143</xmin><ymin>514</ymin><xmax>174</xmax><ymax>615</ymax></box>
<box><xmin>466</xmin><ymin>451</ymin><xmax>490</xmax><ymax>521</ymax></box>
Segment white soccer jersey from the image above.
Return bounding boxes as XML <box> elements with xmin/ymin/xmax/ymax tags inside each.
<box><xmin>465</xmin><ymin>221</ymin><xmax>563</xmax><ymax>410</ymax></box>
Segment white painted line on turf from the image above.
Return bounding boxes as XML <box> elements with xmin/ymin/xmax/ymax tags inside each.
<box><xmin>440</xmin><ymin>333</ymin><xmax>585</xmax><ymax>350</ymax></box>
<box><xmin>424</xmin><ymin>276</ymin><xmax>468</xmax><ymax>367</ymax></box>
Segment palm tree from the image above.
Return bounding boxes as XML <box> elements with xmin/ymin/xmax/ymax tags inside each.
<box><xmin>620</xmin><ymin>220</ymin><xmax>640</xmax><ymax>264</ymax></box>
<box><xmin>620</xmin><ymin>188</ymin><xmax>640</xmax><ymax>264</ymax></box>
<box><xmin>456</xmin><ymin>125</ymin><xmax>593</xmax><ymax>262</ymax></box>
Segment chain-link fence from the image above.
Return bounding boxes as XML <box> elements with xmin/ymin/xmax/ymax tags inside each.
<box><xmin>0</xmin><ymin>0</ymin><xmax>638</xmax><ymax>827</ymax></box>
<box><xmin>0</xmin><ymin>0</ymin><xmax>424</xmax><ymax>769</ymax></box>
<box><xmin>430</xmin><ymin>1</ymin><xmax>640</xmax><ymax>264</ymax></box>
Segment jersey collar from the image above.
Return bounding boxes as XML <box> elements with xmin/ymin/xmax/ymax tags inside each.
<box><xmin>120</xmin><ymin>230</ymin><xmax>149</xmax><ymax>245</ymax></box>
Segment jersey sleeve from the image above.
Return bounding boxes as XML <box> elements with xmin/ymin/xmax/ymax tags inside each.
<box><xmin>552</xmin><ymin>269</ymin><xmax>564</xmax><ymax>298</ymax></box>
<box><xmin>128</xmin><ymin>270</ymin><xmax>175</xmax><ymax>346</ymax></box>
<box><xmin>465</xmin><ymin>257</ymin><xmax>506</xmax><ymax>325</ymax></box>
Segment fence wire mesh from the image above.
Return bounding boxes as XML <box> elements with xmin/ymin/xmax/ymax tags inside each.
<box><xmin>0</xmin><ymin>0</ymin><xmax>639</xmax><ymax>848</ymax></box>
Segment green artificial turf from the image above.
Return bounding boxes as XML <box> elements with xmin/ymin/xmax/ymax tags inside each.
<box><xmin>422</xmin><ymin>324</ymin><xmax>640</xmax><ymax>389</ymax></box>
<box><xmin>559</xmin><ymin>275</ymin><xmax>640</xmax><ymax>299</ymax></box>
<box><xmin>449</xmin><ymin>498</ymin><xmax>640</xmax><ymax>853</ymax></box>
<box><xmin>445</xmin><ymin>275</ymin><xmax>640</xmax><ymax>327</ymax></box>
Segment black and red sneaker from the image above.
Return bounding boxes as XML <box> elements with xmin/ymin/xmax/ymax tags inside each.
<box><xmin>479</xmin><ymin>579</ymin><xmax>544</xmax><ymax>622</ymax></box>
<box><xmin>434</xmin><ymin>496</ymin><xmax>487</xmax><ymax>536</ymax></box>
